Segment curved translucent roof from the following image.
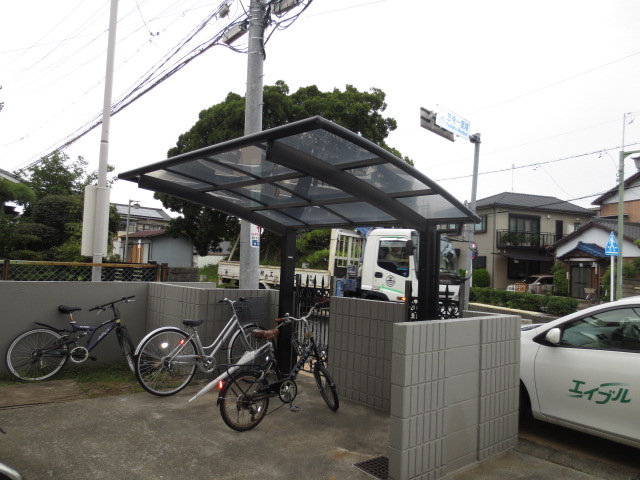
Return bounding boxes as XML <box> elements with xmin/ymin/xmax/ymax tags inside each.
<box><xmin>119</xmin><ymin>116</ymin><xmax>479</xmax><ymax>235</ymax></box>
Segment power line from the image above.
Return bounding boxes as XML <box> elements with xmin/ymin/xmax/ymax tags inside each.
<box><xmin>470</xmin><ymin>50</ymin><xmax>640</xmax><ymax>115</ymax></box>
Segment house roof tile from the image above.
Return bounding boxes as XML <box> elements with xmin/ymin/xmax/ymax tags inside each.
<box><xmin>476</xmin><ymin>192</ymin><xmax>594</xmax><ymax>216</ymax></box>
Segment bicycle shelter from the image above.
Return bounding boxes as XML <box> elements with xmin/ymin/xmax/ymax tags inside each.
<box><xmin>119</xmin><ymin>116</ymin><xmax>480</xmax><ymax>366</ymax></box>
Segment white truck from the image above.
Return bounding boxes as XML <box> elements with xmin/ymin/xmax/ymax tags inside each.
<box><xmin>217</xmin><ymin>228</ymin><xmax>462</xmax><ymax>303</ymax></box>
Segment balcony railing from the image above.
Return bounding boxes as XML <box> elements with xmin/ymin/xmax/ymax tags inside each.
<box><xmin>496</xmin><ymin>230</ymin><xmax>557</xmax><ymax>249</ymax></box>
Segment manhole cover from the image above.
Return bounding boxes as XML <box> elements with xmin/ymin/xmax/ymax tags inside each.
<box><xmin>353</xmin><ymin>455</ymin><xmax>388</xmax><ymax>480</ymax></box>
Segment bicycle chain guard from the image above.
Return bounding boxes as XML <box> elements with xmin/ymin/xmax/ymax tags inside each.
<box><xmin>70</xmin><ymin>346</ymin><xmax>89</xmax><ymax>363</ymax></box>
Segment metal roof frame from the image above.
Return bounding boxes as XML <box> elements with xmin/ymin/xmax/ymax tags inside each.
<box><xmin>119</xmin><ymin>116</ymin><xmax>480</xmax><ymax>234</ymax></box>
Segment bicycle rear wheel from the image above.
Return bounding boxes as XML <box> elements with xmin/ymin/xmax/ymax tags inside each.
<box><xmin>314</xmin><ymin>364</ymin><xmax>339</xmax><ymax>411</ymax></box>
<box><xmin>219</xmin><ymin>370</ymin><xmax>269</xmax><ymax>432</ymax></box>
<box><xmin>135</xmin><ymin>329</ymin><xmax>197</xmax><ymax>396</ymax></box>
<box><xmin>116</xmin><ymin>326</ymin><xmax>135</xmax><ymax>373</ymax></box>
<box><xmin>5</xmin><ymin>329</ymin><xmax>69</xmax><ymax>381</ymax></box>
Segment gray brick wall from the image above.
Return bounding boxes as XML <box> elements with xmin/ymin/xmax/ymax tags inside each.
<box><xmin>387</xmin><ymin>316</ymin><xmax>520</xmax><ymax>480</ymax></box>
<box><xmin>329</xmin><ymin>297</ymin><xmax>400</xmax><ymax>411</ymax></box>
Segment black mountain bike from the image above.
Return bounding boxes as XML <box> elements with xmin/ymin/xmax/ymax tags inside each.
<box><xmin>216</xmin><ymin>299</ymin><xmax>339</xmax><ymax>432</ymax></box>
<box><xmin>5</xmin><ymin>296</ymin><xmax>136</xmax><ymax>381</ymax></box>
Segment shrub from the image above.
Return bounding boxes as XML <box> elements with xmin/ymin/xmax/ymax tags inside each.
<box><xmin>551</xmin><ymin>261</ymin><xmax>569</xmax><ymax>297</ymax></box>
<box><xmin>470</xmin><ymin>287</ymin><xmax>577</xmax><ymax>316</ymax></box>
<box><xmin>473</xmin><ymin>268</ymin><xmax>490</xmax><ymax>288</ymax></box>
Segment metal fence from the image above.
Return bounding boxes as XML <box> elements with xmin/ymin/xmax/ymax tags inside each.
<box><xmin>291</xmin><ymin>274</ymin><xmax>332</xmax><ymax>370</ymax></box>
<box><xmin>1</xmin><ymin>260</ymin><xmax>166</xmax><ymax>282</ymax></box>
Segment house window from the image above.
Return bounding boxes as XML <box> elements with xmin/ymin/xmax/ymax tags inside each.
<box><xmin>474</xmin><ymin>215</ymin><xmax>487</xmax><ymax>233</ymax></box>
<box><xmin>473</xmin><ymin>256</ymin><xmax>486</xmax><ymax>270</ymax></box>
<box><xmin>509</xmin><ymin>214</ymin><xmax>540</xmax><ymax>233</ymax></box>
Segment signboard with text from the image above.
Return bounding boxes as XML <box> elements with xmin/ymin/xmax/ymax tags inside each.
<box><xmin>435</xmin><ymin>105</ymin><xmax>471</xmax><ymax>140</ymax></box>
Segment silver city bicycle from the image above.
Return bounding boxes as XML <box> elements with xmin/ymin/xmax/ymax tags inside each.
<box><xmin>134</xmin><ymin>297</ymin><xmax>265</xmax><ymax>396</ymax></box>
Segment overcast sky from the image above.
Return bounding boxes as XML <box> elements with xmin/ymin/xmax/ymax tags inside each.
<box><xmin>1</xmin><ymin>0</ymin><xmax>639</xmax><ymax>214</ymax></box>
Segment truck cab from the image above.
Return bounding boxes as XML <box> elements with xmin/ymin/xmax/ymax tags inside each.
<box><xmin>359</xmin><ymin>228</ymin><xmax>461</xmax><ymax>303</ymax></box>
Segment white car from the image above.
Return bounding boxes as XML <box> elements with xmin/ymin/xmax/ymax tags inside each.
<box><xmin>520</xmin><ymin>296</ymin><xmax>640</xmax><ymax>448</ymax></box>
<box><xmin>507</xmin><ymin>274</ymin><xmax>554</xmax><ymax>293</ymax></box>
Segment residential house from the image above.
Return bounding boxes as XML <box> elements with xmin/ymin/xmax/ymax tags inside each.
<box><xmin>113</xmin><ymin>203</ymin><xmax>194</xmax><ymax>267</ymax></box>
<box><xmin>592</xmin><ymin>171</ymin><xmax>640</xmax><ymax>222</ymax></box>
<box><xmin>554</xmin><ymin>218</ymin><xmax>640</xmax><ymax>298</ymax></box>
<box><xmin>112</xmin><ymin>203</ymin><xmax>172</xmax><ymax>260</ymax></box>
<box><xmin>551</xmin><ymin>172</ymin><xmax>640</xmax><ymax>298</ymax></box>
<box><xmin>124</xmin><ymin>230</ymin><xmax>194</xmax><ymax>267</ymax></box>
<box><xmin>469</xmin><ymin>192</ymin><xmax>595</xmax><ymax>289</ymax></box>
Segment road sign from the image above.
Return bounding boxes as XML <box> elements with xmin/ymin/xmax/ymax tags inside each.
<box><xmin>435</xmin><ymin>105</ymin><xmax>471</xmax><ymax>140</ymax></box>
<box><xmin>605</xmin><ymin>231</ymin><xmax>619</xmax><ymax>256</ymax></box>
<box><xmin>420</xmin><ymin>107</ymin><xmax>454</xmax><ymax>142</ymax></box>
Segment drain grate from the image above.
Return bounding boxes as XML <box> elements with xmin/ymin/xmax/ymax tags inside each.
<box><xmin>353</xmin><ymin>455</ymin><xmax>388</xmax><ymax>480</ymax></box>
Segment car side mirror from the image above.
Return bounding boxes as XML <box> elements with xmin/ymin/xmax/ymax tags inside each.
<box><xmin>405</xmin><ymin>240</ymin><xmax>415</xmax><ymax>256</ymax></box>
<box><xmin>545</xmin><ymin>328</ymin><xmax>562</xmax><ymax>345</ymax></box>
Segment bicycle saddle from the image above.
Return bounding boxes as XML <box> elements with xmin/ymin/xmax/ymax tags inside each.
<box><xmin>251</xmin><ymin>328</ymin><xmax>279</xmax><ymax>341</ymax></box>
<box><xmin>58</xmin><ymin>305</ymin><xmax>82</xmax><ymax>314</ymax></box>
<box><xmin>182</xmin><ymin>319</ymin><xmax>204</xmax><ymax>327</ymax></box>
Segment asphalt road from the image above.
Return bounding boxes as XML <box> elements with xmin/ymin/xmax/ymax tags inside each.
<box><xmin>519</xmin><ymin>413</ymin><xmax>640</xmax><ymax>477</ymax></box>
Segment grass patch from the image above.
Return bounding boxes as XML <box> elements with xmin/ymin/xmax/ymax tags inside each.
<box><xmin>198</xmin><ymin>264</ymin><xmax>218</xmax><ymax>283</ymax></box>
<box><xmin>0</xmin><ymin>362</ymin><xmax>144</xmax><ymax>399</ymax></box>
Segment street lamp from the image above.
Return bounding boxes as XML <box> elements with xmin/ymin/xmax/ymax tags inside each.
<box><xmin>616</xmin><ymin>149</ymin><xmax>640</xmax><ymax>299</ymax></box>
<box><xmin>123</xmin><ymin>200</ymin><xmax>140</xmax><ymax>263</ymax></box>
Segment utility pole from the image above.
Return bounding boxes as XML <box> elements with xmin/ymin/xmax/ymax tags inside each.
<box><xmin>464</xmin><ymin>133</ymin><xmax>481</xmax><ymax>309</ymax></box>
<box><xmin>91</xmin><ymin>0</ymin><xmax>119</xmax><ymax>281</ymax></box>
<box><xmin>238</xmin><ymin>0</ymin><xmax>265</xmax><ymax>289</ymax></box>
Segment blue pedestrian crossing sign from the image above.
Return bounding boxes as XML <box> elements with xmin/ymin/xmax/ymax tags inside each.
<box><xmin>605</xmin><ymin>231</ymin><xmax>619</xmax><ymax>256</ymax></box>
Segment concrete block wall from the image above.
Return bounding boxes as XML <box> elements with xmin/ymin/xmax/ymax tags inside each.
<box><xmin>329</xmin><ymin>297</ymin><xmax>404</xmax><ymax>411</ymax></box>
<box><xmin>0</xmin><ymin>281</ymin><xmax>149</xmax><ymax>375</ymax></box>
<box><xmin>387</xmin><ymin>315</ymin><xmax>520</xmax><ymax>480</ymax></box>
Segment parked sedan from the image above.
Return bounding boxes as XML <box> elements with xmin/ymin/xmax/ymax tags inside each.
<box><xmin>520</xmin><ymin>296</ymin><xmax>640</xmax><ymax>448</ymax></box>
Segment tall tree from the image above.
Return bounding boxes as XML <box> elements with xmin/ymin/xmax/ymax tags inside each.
<box><xmin>8</xmin><ymin>152</ymin><xmax>120</xmax><ymax>261</ymax></box>
<box><xmin>158</xmin><ymin>81</ymin><xmax>408</xmax><ymax>261</ymax></box>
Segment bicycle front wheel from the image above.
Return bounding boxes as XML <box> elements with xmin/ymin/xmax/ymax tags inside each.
<box><xmin>135</xmin><ymin>329</ymin><xmax>197</xmax><ymax>396</ymax></box>
<box><xmin>314</xmin><ymin>364</ymin><xmax>339</xmax><ymax>411</ymax></box>
<box><xmin>219</xmin><ymin>370</ymin><xmax>269</xmax><ymax>432</ymax></box>
<box><xmin>227</xmin><ymin>323</ymin><xmax>268</xmax><ymax>365</ymax></box>
<box><xmin>116</xmin><ymin>326</ymin><xmax>135</xmax><ymax>373</ymax></box>
<box><xmin>5</xmin><ymin>329</ymin><xmax>69</xmax><ymax>381</ymax></box>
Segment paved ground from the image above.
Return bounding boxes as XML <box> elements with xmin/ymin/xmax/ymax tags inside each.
<box><xmin>1</xmin><ymin>374</ymin><xmax>639</xmax><ymax>480</ymax></box>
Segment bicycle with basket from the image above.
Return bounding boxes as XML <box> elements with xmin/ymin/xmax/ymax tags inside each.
<box><xmin>134</xmin><ymin>297</ymin><xmax>265</xmax><ymax>396</ymax></box>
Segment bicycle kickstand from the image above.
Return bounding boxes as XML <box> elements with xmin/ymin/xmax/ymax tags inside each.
<box><xmin>289</xmin><ymin>402</ymin><xmax>300</xmax><ymax>412</ymax></box>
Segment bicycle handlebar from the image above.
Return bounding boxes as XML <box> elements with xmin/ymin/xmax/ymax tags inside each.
<box><xmin>88</xmin><ymin>295</ymin><xmax>136</xmax><ymax>312</ymax></box>
<box><xmin>274</xmin><ymin>298</ymin><xmax>330</xmax><ymax>325</ymax></box>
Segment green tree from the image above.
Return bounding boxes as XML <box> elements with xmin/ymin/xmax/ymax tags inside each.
<box><xmin>0</xmin><ymin>178</ymin><xmax>36</xmax><ymax>258</ymax></box>
<box><xmin>8</xmin><ymin>152</ymin><xmax>120</xmax><ymax>261</ymax></box>
<box><xmin>159</xmin><ymin>81</ymin><xmax>405</xmax><ymax>259</ymax></box>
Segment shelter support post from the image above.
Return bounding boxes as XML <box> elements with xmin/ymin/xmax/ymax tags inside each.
<box><xmin>277</xmin><ymin>229</ymin><xmax>297</xmax><ymax>372</ymax></box>
<box><xmin>417</xmin><ymin>225</ymin><xmax>440</xmax><ymax>320</ymax></box>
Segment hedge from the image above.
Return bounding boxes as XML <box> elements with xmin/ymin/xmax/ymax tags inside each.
<box><xmin>471</xmin><ymin>287</ymin><xmax>578</xmax><ymax>317</ymax></box>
